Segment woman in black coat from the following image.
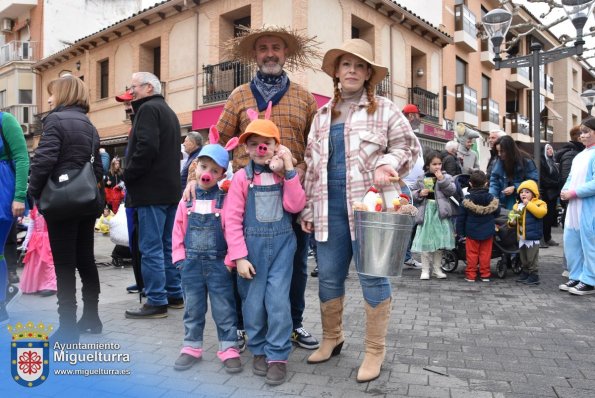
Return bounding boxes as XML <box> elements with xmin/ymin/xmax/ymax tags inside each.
<box><xmin>539</xmin><ymin>143</ymin><xmax>561</xmax><ymax>246</ymax></box>
<box><xmin>29</xmin><ymin>75</ymin><xmax>103</xmax><ymax>342</ymax></box>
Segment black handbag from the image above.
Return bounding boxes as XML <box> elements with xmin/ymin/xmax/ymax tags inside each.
<box><xmin>39</xmin><ymin>154</ymin><xmax>103</xmax><ymax>221</ymax></box>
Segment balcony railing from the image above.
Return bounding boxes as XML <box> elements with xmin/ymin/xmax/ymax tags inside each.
<box><xmin>0</xmin><ymin>104</ymin><xmax>36</xmax><ymax>127</ymax></box>
<box><xmin>455</xmin><ymin>84</ymin><xmax>478</xmax><ymax>115</ymax></box>
<box><xmin>506</xmin><ymin>112</ymin><xmax>530</xmax><ymax>135</ymax></box>
<box><xmin>0</xmin><ymin>41</ymin><xmax>38</xmax><ymax>66</ymax></box>
<box><xmin>454</xmin><ymin>4</ymin><xmax>477</xmax><ymax>37</ymax></box>
<box><xmin>376</xmin><ymin>72</ymin><xmax>391</xmax><ymax>98</ymax></box>
<box><xmin>512</xmin><ymin>66</ymin><xmax>530</xmax><ymax>79</ymax></box>
<box><xmin>481</xmin><ymin>98</ymin><xmax>499</xmax><ymax>124</ymax></box>
<box><xmin>203</xmin><ymin>61</ymin><xmax>256</xmax><ymax>104</ymax></box>
<box><xmin>408</xmin><ymin>87</ymin><xmax>439</xmax><ymax>123</ymax></box>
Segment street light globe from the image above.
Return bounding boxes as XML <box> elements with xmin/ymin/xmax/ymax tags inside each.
<box><xmin>561</xmin><ymin>0</ymin><xmax>595</xmax><ymax>34</ymax></box>
<box><xmin>581</xmin><ymin>89</ymin><xmax>595</xmax><ymax>113</ymax></box>
<box><xmin>483</xmin><ymin>9</ymin><xmax>512</xmax><ymax>54</ymax></box>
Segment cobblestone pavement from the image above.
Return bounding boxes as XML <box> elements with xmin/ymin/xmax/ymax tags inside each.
<box><xmin>2</xmin><ymin>227</ymin><xmax>594</xmax><ymax>397</ymax></box>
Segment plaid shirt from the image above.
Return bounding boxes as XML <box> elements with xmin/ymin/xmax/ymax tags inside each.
<box><xmin>218</xmin><ymin>82</ymin><xmax>318</xmax><ymax>172</ymax></box>
<box><xmin>301</xmin><ymin>93</ymin><xmax>420</xmax><ymax>242</ymax></box>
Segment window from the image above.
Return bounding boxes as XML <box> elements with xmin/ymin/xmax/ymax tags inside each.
<box><xmin>153</xmin><ymin>47</ymin><xmax>161</xmax><ymax>80</ymax></box>
<box><xmin>234</xmin><ymin>16</ymin><xmax>250</xmax><ymax>37</ymax></box>
<box><xmin>19</xmin><ymin>89</ymin><xmax>32</xmax><ymax>104</ymax></box>
<box><xmin>351</xmin><ymin>15</ymin><xmax>374</xmax><ymax>46</ymax></box>
<box><xmin>572</xmin><ymin>69</ymin><xmax>579</xmax><ymax>91</ymax></box>
<box><xmin>456</xmin><ymin>57</ymin><xmax>467</xmax><ymax>85</ymax></box>
<box><xmin>481</xmin><ymin>74</ymin><xmax>490</xmax><ymax>99</ymax></box>
<box><xmin>99</xmin><ymin>59</ymin><xmax>109</xmax><ymax>99</ymax></box>
<box><xmin>352</xmin><ymin>26</ymin><xmax>360</xmax><ymax>38</ymax></box>
<box><xmin>0</xmin><ymin>90</ymin><xmax>5</xmax><ymax>108</ymax></box>
<box><xmin>219</xmin><ymin>6</ymin><xmax>251</xmax><ymax>58</ymax></box>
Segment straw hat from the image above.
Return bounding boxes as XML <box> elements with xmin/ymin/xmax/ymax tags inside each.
<box><xmin>225</xmin><ymin>25</ymin><xmax>321</xmax><ymax>71</ymax></box>
<box><xmin>321</xmin><ymin>39</ymin><xmax>388</xmax><ymax>87</ymax></box>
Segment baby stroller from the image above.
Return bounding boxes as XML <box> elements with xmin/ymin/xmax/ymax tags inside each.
<box><xmin>441</xmin><ymin>175</ymin><xmax>521</xmax><ymax>278</ymax></box>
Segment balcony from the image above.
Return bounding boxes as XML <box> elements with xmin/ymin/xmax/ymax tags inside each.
<box><xmin>509</xmin><ymin>67</ymin><xmax>530</xmax><ymax>89</ymax></box>
<box><xmin>454</xmin><ymin>4</ymin><xmax>478</xmax><ymax>52</ymax></box>
<box><xmin>480</xmin><ymin>38</ymin><xmax>495</xmax><ymax>68</ymax></box>
<box><xmin>480</xmin><ymin>98</ymin><xmax>499</xmax><ymax>132</ymax></box>
<box><xmin>408</xmin><ymin>87</ymin><xmax>439</xmax><ymax>124</ymax></box>
<box><xmin>544</xmin><ymin>74</ymin><xmax>554</xmax><ymax>100</ymax></box>
<box><xmin>506</xmin><ymin>112</ymin><xmax>531</xmax><ymax>142</ymax></box>
<box><xmin>0</xmin><ymin>41</ymin><xmax>37</xmax><ymax>66</ymax></box>
<box><xmin>455</xmin><ymin>84</ymin><xmax>478</xmax><ymax>126</ymax></box>
<box><xmin>203</xmin><ymin>61</ymin><xmax>256</xmax><ymax>104</ymax></box>
<box><xmin>0</xmin><ymin>104</ymin><xmax>36</xmax><ymax>134</ymax></box>
<box><xmin>0</xmin><ymin>0</ymin><xmax>36</xmax><ymax>19</ymax></box>
<box><xmin>376</xmin><ymin>72</ymin><xmax>391</xmax><ymax>98</ymax></box>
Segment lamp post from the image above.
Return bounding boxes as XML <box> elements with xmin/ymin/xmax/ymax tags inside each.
<box><xmin>483</xmin><ymin>0</ymin><xmax>595</xmax><ymax>180</ymax></box>
<box><xmin>581</xmin><ymin>89</ymin><xmax>595</xmax><ymax>115</ymax></box>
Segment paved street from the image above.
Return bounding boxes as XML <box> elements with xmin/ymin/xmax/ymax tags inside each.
<box><xmin>2</xmin><ymin>226</ymin><xmax>594</xmax><ymax>397</ymax></box>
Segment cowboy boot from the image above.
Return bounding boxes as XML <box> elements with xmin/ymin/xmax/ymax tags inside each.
<box><xmin>307</xmin><ymin>296</ymin><xmax>345</xmax><ymax>364</ymax></box>
<box><xmin>432</xmin><ymin>250</ymin><xmax>447</xmax><ymax>279</ymax></box>
<box><xmin>357</xmin><ymin>298</ymin><xmax>391</xmax><ymax>383</ymax></box>
<box><xmin>420</xmin><ymin>252</ymin><xmax>431</xmax><ymax>280</ymax></box>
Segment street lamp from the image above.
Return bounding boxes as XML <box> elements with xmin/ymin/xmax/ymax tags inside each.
<box><xmin>581</xmin><ymin>89</ymin><xmax>595</xmax><ymax>115</ymax></box>
<box><xmin>483</xmin><ymin>0</ymin><xmax>595</xmax><ymax>179</ymax></box>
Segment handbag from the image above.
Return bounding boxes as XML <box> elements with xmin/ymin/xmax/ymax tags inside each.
<box><xmin>39</xmin><ymin>154</ymin><xmax>103</xmax><ymax>221</ymax></box>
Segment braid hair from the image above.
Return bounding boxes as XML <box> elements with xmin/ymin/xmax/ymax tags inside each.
<box><xmin>331</xmin><ymin>77</ymin><xmax>342</xmax><ymax>119</ymax></box>
<box><xmin>364</xmin><ymin>81</ymin><xmax>377</xmax><ymax>115</ymax></box>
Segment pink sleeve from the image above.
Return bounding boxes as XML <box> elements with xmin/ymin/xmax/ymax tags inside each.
<box><xmin>282</xmin><ymin>174</ymin><xmax>306</xmax><ymax>214</ymax></box>
<box><xmin>172</xmin><ymin>200</ymin><xmax>189</xmax><ymax>264</ymax></box>
<box><xmin>223</xmin><ymin>169</ymin><xmax>249</xmax><ymax>262</ymax></box>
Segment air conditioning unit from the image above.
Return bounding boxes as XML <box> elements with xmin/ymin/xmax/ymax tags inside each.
<box><xmin>1</xmin><ymin>18</ymin><xmax>13</xmax><ymax>33</ymax></box>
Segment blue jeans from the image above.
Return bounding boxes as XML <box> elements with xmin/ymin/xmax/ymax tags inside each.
<box><xmin>290</xmin><ymin>218</ymin><xmax>308</xmax><ymax>329</ymax></box>
<box><xmin>137</xmin><ymin>205</ymin><xmax>182</xmax><ymax>306</ymax></box>
<box><xmin>0</xmin><ymin>219</ymin><xmax>12</xmax><ymax>302</ymax></box>
<box><xmin>179</xmin><ymin>258</ymin><xmax>237</xmax><ymax>351</ymax></box>
<box><xmin>317</xmin><ymin>180</ymin><xmax>391</xmax><ymax>307</ymax></box>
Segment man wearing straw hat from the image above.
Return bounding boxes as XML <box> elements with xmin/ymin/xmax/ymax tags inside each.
<box><xmin>184</xmin><ymin>26</ymin><xmax>320</xmax><ymax>356</ymax></box>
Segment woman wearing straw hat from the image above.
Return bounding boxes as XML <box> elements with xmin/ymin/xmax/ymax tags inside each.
<box><xmin>301</xmin><ymin>39</ymin><xmax>420</xmax><ymax>382</ymax></box>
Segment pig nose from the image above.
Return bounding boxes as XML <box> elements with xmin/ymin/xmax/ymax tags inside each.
<box><xmin>201</xmin><ymin>173</ymin><xmax>212</xmax><ymax>183</ymax></box>
<box><xmin>257</xmin><ymin>144</ymin><xmax>268</xmax><ymax>156</ymax></box>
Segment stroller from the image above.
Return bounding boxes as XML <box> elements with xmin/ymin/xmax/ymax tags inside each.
<box><xmin>441</xmin><ymin>174</ymin><xmax>522</xmax><ymax>279</ymax></box>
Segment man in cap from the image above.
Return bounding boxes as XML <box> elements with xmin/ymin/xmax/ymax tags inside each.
<box><xmin>402</xmin><ymin>103</ymin><xmax>424</xmax><ymax>133</ymax></box>
<box><xmin>184</xmin><ymin>26</ymin><xmax>320</xmax><ymax>351</ymax></box>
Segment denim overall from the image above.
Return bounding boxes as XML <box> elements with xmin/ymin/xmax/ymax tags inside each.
<box><xmin>0</xmin><ymin>122</ymin><xmax>16</xmax><ymax>302</ymax></box>
<box><xmin>316</xmin><ymin>124</ymin><xmax>391</xmax><ymax>306</ymax></box>
<box><xmin>236</xmin><ymin>161</ymin><xmax>296</xmax><ymax>361</ymax></box>
<box><xmin>179</xmin><ymin>187</ymin><xmax>237</xmax><ymax>351</ymax></box>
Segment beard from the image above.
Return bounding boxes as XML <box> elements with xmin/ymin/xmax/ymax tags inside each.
<box><xmin>258</xmin><ymin>57</ymin><xmax>283</xmax><ymax>75</ymax></box>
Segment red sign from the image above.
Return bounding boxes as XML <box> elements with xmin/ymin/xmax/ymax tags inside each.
<box><xmin>421</xmin><ymin>123</ymin><xmax>454</xmax><ymax>140</ymax></box>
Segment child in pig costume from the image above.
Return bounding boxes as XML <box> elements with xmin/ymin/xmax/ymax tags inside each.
<box><xmin>223</xmin><ymin>109</ymin><xmax>306</xmax><ymax>386</ymax></box>
<box><xmin>171</xmin><ymin>127</ymin><xmax>242</xmax><ymax>373</ymax></box>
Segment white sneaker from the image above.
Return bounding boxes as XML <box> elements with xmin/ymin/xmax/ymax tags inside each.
<box><xmin>404</xmin><ymin>258</ymin><xmax>422</xmax><ymax>269</ymax></box>
<box><xmin>420</xmin><ymin>271</ymin><xmax>430</xmax><ymax>280</ymax></box>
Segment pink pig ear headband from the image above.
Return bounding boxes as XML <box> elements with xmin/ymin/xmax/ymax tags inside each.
<box><xmin>196</xmin><ymin>126</ymin><xmax>238</xmax><ymax>170</ymax></box>
<box><xmin>238</xmin><ymin>102</ymin><xmax>281</xmax><ymax>145</ymax></box>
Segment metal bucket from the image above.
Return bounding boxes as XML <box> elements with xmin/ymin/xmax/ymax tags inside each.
<box><xmin>354</xmin><ymin>210</ymin><xmax>416</xmax><ymax>277</ymax></box>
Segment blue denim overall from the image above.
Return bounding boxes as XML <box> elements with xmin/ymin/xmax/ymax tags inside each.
<box><xmin>0</xmin><ymin>132</ymin><xmax>16</xmax><ymax>302</ymax></box>
<box><xmin>236</xmin><ymin>162</ymin><xmax>296</xmax><ymax>361</ymax></box>
<box><xmin>316</xmin><ymin>124</ymin><xmax>392</xmax><ymax>306</ymax></box>
<box><xmin>179</xmin><ymin>187</ymin><xmax>237</xmax><ymax>351</ymax></box>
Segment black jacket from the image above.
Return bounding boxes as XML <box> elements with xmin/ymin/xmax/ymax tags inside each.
<box><xmin>456</xmin><ymin>188</ymin><xmax>500</xmax><ymax>241</ymax></box>
<box><xmin>440</xmin><ymin>150</ymin><xmax>462</xmax><ymax>176</ymax></box>
<box><xmin>28</xmin><ymin>105</ymin><xmax>102</xmax><ymax>200</ymax></box>
<box><xmin>539</xmin><ymin>150</ymin><xmax>560</xmax><ymax>201</ymax></box>
<box><xmin>124</xmin><ymin>95</ymin><xmax>181</xmax><ymax>207</ymax></box>
<box><xmin>555</xmin><ymin>141</ymin><xmax>584</xmax><ymax>189</ymax></box>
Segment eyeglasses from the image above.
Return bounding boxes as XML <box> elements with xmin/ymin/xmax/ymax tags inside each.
<box><xmin>129</xmin><ymin>83</ymin><xmax>148</xmax><ymax>90</ymax></box>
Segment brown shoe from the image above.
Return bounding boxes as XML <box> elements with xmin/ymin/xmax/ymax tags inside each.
<box><xmin>252</xmin><ymin>355</ymin><xmax>267</xmax><ymax>376</ymax></box>
<box><xmin>265</xmin><ymin>362</ymin><xmax>287</xmax><ymax>386</ymax></box>
<box><xmin>167</xmin><ymin>297</ymin><xmax>184</xmax><ymax>309</ymax></box>
<box><xmin>223</xmin><ymin>357</ymin><xmax>242</xmax><ymax>374</ymax></box>
<box><xmin>174</xmin><ymin>353</ymin><xmax>200</xmax><ymax>371</ymax></box>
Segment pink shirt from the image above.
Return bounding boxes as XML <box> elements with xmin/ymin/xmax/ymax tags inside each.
<box><xmin>223</xmin><ymin>169</ymin><xmax>306</xmax><ymax>264</ymax></box>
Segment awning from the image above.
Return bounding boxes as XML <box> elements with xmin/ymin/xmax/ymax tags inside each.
<box><xmin>101</xmin><ymin>135</ymin><xmax>128</xmax><ymax>146</ymax></box>
<box><xmin>543</xmin><ymin>103</ymin><xmax>562</xmax><ymax>120</ymax></box>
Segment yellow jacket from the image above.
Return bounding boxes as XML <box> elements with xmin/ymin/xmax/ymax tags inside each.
<box><xmin>510</xmin><ymin>180</ymin><xmax>547</xmax><ymax>240</ymax></box>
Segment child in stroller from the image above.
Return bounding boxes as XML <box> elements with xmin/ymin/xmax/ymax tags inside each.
<box><xmin>442</xmin><ymin>173</ymin><xmax>521</xmax><ymax>278</ymax></box>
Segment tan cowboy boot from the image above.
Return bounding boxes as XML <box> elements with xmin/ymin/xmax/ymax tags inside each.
<box><xmin>307</xmin><ymin>296</ymin><xmax>345</xmax><ymax>364</ymax></box>
<box><xmin>356</xmin><ymin>298</ymin><xmax>391</xmax><ymax>383</ymax></box>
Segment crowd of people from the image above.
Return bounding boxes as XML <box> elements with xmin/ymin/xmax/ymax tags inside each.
<box><xmin>1</xmin><ymin>24</ymin><xmax>594</xmax><ymax>387</ymax></box>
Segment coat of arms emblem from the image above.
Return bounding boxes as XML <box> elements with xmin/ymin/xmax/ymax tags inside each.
<box><xmin>8</xmin><ymin>321</ymin><xmax>53</xmax><ymax>387</ymax></box>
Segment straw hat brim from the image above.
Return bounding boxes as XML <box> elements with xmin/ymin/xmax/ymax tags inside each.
<box><xmin>226</xmin><ymin>26</ymin><xmax>322</xmax><ymax>72</ymax></box>
<box><xmin>322</xmin><ymin>49</ymin><xmax>388</xmax><ymax>87</ymax></box>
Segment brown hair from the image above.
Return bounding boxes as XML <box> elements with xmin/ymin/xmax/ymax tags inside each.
<box><xmin>47</xmin><ymin>75</ymin><xmax>90</xmax><ymax>112</ymax></box>
<box><xmin>330</xmin><ymin>58</ymin><xmax>377</xmax><ymax>119</ymax></box>
<box><xmin>109</xmin><ymin>157</ymin><xmax>122</xmax><ymax>176</ymax></box>
<box><xmin>569</xmin><ymin>125</ymin><xmax>581</xmax><ymax>141</ymax></box>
